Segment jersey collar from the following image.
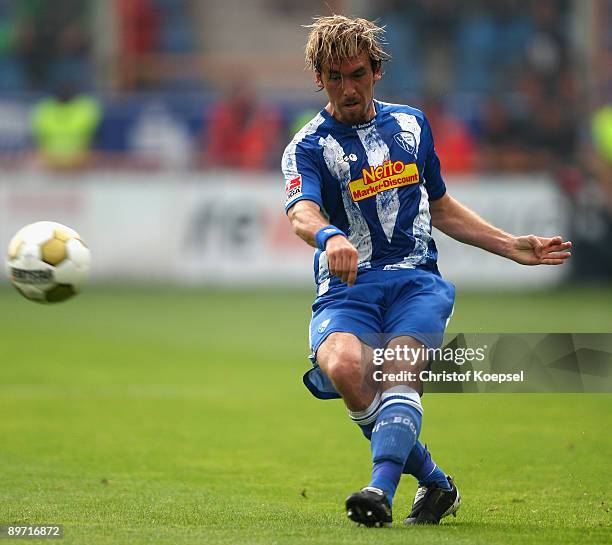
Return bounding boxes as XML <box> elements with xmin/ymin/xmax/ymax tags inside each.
<box><xmin>320</xmin><ymin>99</ymin><xmax>382</xmax><ymax>132</ymax></box>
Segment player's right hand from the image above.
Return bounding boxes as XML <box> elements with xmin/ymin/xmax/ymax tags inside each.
<box><xmin>326</xmin><ymin>235</ymin><xmax>358</xmax><ymax>286</ymax></box>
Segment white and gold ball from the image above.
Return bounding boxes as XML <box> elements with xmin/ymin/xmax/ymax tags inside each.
<box><xmin>5</xmin><ymin>221</ymin><xmax>91</xmax><ymax>303</ymax></box>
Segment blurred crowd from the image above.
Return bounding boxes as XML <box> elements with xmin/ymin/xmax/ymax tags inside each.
<box><xmin>0</xmin><ymin>0</ymin><xmax>197</xmax><ymax>91</ymax></box>
<box><xmin>0</xmin><ymin>0</ymin><xmax>608</xmax><ymax>183</ymax></box>
<box><xmin>0</xmin><ymin>0</ymin><xmax>610</xmax><ymax>278</ymax></box>
<box><xmin>0</xmin><ymin>0</ymin><xmax>92</xmax><ymax>92</ymax></box>
<box><xmin>375</xmin><ymin>0</ymin><xmax>588</xmax><ymax>177</ymax></box>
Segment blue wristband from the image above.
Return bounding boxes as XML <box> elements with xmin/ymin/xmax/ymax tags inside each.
<box><xmin>315</xmin><ymin>226</ymin><xmax>347</xmax><ymax>251</ymax></box>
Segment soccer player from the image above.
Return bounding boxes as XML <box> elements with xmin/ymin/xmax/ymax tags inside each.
<box><xmin>282</xmin><ymin>15</ymin><xmax>572</xmax><ymax>527</ymax></box>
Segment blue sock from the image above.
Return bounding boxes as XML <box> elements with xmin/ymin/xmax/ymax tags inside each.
<box><xmin>369</xmin><ymin>393</ymin><xmax>422</xmax><ymax>506</ymax></box>
<box><xmin>350</xmin><ymin>394</ymin><xmax>450</xmax><ymax>492</ymax></box>
<box><xmin>403</xmin><ymin>441</ymin><xmax>451</xmax><ymax>490</ymax></box>
<box><xmin>369</xmin><ymin>460</ymin><xmax>404</xmax><ymax>503</ymax></box>
<box><xmin>358</xmin><ymin>421</ymin><xmax>374</xmax><ymax>440</ymax></box>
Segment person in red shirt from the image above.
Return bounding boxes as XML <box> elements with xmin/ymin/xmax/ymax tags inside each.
<box><xmin>204</xmin><ymin>81</ymin><xmax>281</xmax><ymax>171</ymax></box>
<box><xmin>423</xmin><ymin>99</ymin><xmax>476</xmax><ymax>174</ymax></box>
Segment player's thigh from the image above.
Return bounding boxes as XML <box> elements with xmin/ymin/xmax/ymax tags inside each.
<box><xmin>383</xmin><ymin>271</ymin><xmax>455</xmax><ymax>349</ymax></box>
<box><xmin>309</xmin><ymin>279</ymin><xmax>384</xmax><ymax>363</ymax></box>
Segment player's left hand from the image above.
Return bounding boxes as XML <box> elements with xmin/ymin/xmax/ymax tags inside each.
<box><xmin>508</xmin><ymin>235</ymin><xmax>572</xmax><ymax>265</ymax></box>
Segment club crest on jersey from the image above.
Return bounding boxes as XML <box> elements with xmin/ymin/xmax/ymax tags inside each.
<box><xmin>394</xmin><ymin>131</ymin><xmax>417</xmax><ymax>156</ymax></box>
<box><xmin>285</xmin><ymin>174</ymin><xmax>302</xmax><ymax>203</ymax></box>
<box><xmin>348</xmin><ymin>160</ymin><xmax>420</xmax><ymax>202</ymax></box>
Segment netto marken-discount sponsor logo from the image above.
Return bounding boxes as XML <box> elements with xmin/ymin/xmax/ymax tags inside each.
<box><xmin>349</xmin><ymin>160</ymin><xmax>420</xmax><ymax>201</ymax></box>
<box><xmin>10</xmin><ymin>267</ymin><xmax>53</xmax><ymax>284</ymax></box>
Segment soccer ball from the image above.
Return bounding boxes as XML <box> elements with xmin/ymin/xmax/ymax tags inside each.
<box><xmin>5</xmin><ymin>221</ymin><xmax>91</xmax><ymax>303</ymax></box>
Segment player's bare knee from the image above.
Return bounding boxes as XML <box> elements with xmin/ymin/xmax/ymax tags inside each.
<box><xmin>324</xmin><ymin>351</ymin><xmax>363</xmax><ymax>391</ymax></box>
<box><xmin>317</xmin><ymin>335</ymin><xmax>364</xmax><ymax>392</ymax></box>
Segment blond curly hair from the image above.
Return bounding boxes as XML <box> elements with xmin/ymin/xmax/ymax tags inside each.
<box><xmin>304</xmin><ymin>15</ymin><xmax>390</xmax><ymax>73</ymax></box>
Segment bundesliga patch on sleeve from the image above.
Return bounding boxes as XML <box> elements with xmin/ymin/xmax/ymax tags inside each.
<box><xmin>285</xmin><ymin>174</ymin><xmax>302</xmax><ymax>204</ymax></box>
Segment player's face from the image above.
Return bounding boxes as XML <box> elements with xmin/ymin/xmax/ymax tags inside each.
<box><xmin>316</xmin><ymin>50</ymin><xmax>381</xmax><ymax>125</ymax></box>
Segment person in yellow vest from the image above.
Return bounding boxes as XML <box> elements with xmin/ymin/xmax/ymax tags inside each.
<box><xmin>31</xmin><ymin>83</ymin><xmax>101</xmax><ymax>170</ymax></box>
<box><xmin>591</xmin><ymin>103</ymin><xmax>612</xmax><ymax>210</ymax></box>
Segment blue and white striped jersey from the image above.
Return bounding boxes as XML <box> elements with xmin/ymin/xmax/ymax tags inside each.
<box><xmin>282</xmin><ymin>100</ymin><xmax>447</xmax><ymax>285</ymax></box>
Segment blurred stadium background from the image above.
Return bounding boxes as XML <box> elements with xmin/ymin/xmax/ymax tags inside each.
<box><xmin>0</xmin><ymin>0</ymin><xmax>610</xmax><ymax>289</ymax></box>
<box><xmin>1</xmin><ymin>2</ymin><xmax>611</xmax><ymax>544</ymax></box>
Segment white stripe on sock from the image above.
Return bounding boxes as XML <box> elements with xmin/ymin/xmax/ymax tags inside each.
<box><xmin>379</xmin><ymin>397</ymin><xmax>423</xmax><ymax>414</ymax></box>
<box><xmin>348</xmin><ymin>391</ymin><xmax>382</xmax><ymax>425</ymax></box>
<box><xmin>380</xmin><ymin>386</ymin><xmax>423</xmax><ymax>414</ymax></box>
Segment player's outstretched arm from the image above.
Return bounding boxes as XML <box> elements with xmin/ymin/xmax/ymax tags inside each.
<box><xmin>287</xmin><ymin>200</ymin><xmax>359</xmax><ymax>285</ymax></box>
<box><xmin>430</xmin><ymin>193</ymin><xmax>572</xmax><ymax>266</ymax></box>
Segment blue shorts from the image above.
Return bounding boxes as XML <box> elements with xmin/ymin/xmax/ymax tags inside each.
<box><xmin>304</xmin><ymin>268</ymin><xmax>455</xmax><ymax>399</ymax></box>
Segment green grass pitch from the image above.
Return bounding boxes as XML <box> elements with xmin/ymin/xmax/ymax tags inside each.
<box><xmin>1</xmin><ymin>284</ymin><xmax>611</xmax><ymax>544</ymax></box>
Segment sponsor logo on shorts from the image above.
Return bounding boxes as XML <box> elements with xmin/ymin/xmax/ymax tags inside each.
<box><xmin>317</xmin><ymin>318</ymin><xmax>331</xmax><ymax>334</ymax></box>
<box><xmin>349</xmin><ymin>160</ymin><xmax>420</xmax><ymax>201</ymax></box>
<box><xmin>285</xmin><ymin>174</ymin><xmax>302</xmax><ymax>204</ymax></box>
